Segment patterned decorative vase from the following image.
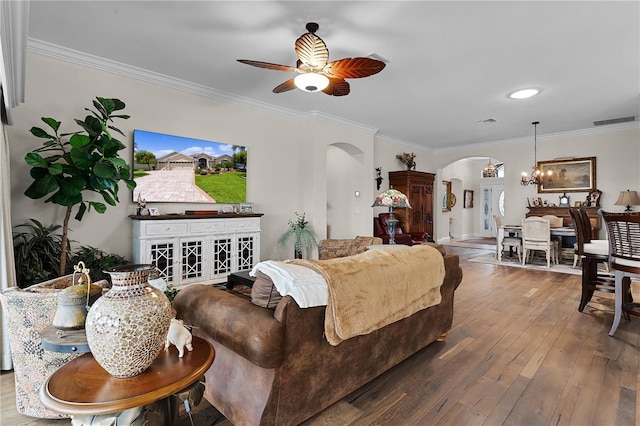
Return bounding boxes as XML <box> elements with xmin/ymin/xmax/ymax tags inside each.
<box><xmin>85</xmin><ymin>264</ymin><xmax>172</xmax><ymax>378</ymax></box>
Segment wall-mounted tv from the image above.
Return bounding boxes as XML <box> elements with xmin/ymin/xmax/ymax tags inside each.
<box><xmin>132</xmin><ymin>130</ymin><xmax>247</xmax><ymax>203</ymax></box>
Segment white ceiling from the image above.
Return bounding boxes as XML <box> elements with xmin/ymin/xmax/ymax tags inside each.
<box><xmin>27</xmin><ymin>1</ymin><xmax>640</xmax><ymax>150</ymax></box>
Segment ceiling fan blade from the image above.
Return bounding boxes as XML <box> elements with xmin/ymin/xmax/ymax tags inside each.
<box><xmin>273</xmin><ymin>79</ymin><xmax>297</xmax><ymax>93</ymax></box>
<box><xmin>324</xmin><ymin>57</ymin><xmax>386</xmax><ymax>79</ymax></box>
<box><xmin>237</xmin><ymin>59</ymin><xmax>296</xmax><ymax>72</ymax></box>
<box><xmin>295</xmin><ymin>32</ymin><xmax>329</xmax><ymax>68</ymax></box>
<box><xmin>323</xmin><ymin>78</ymin><xmax>350</xmax><ymax>96</ymax></box>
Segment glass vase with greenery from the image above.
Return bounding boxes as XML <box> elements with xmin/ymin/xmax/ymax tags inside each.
<box><xmin>278</xmin><ymin>212</ymin><xmax>318</xmax><ymax>259</ymax></box>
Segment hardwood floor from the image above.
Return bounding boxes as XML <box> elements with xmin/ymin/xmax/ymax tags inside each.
<box><xmin>2</xmin><ymin>245</ymin><xmax>638</xmax><ymax>425</ymax></box>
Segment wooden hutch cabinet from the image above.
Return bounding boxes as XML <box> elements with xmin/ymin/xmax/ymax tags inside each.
<box><xmin>388</xmin><ymin>171</ymin><xmax>436</xmax><ymax>238</ymax></box>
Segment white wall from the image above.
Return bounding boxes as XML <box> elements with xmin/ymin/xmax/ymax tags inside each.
<box><xmin>440</xmin><ymin>159</ymin><xmax>476</xmax><ymax>241</ymax></box>
<box><xmin>8</xmin><ymin>52</ymin><xmax>640</xmax><ymax>261</ymax></box>
<box><xmin>434</xmin><ymin>124</ymin><xmax>640</xmax><ymax>240</ymax></box>
<box><xmin>7</xmin><ymin>53</ymin><xmax>378</xmax><ymax>261</ymax></box>
<box><xmin>371</xmin><ymin>136</ymin><xmax>435</xmax><ymax>222</ymax></box>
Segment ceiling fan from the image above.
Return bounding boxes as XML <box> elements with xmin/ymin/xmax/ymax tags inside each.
<box><xmin>237</xmin><ymin>22</ymin><xmax>386</xmax><ymax>96</ymax></box>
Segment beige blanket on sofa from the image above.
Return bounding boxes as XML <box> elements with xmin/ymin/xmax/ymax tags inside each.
<box><xmin>292</xmin><ymin>244</ymin><xmax>445</xmax><ymax>346</ymax></box>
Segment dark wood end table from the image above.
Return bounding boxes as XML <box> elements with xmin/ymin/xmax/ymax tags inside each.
<box><xmin>40</xmin><ymin>336</ymin><xmax>214</xmax><ymax>423</ymax></box>
<box><xmin>227</xmin><ymin>270</ymin><xmax>256</xmax><ymax>289</ymax></box>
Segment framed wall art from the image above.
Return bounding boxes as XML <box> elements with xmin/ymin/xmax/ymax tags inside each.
<box><xmin>442</xmin><ymin>181</ymin><xmax>452</xmax><ymax>212</ymax></box>
<box><xmin>464</xmin><ymin>190</ymin><xmax>474</xmax><ymax>208</ymax></box>
<box><xmin>537</xmin><ymin>156</ymin><xmax>596</xmax><ymax>193</ymax></box>
<box><xmin>132</xmin><ymin>129</ymin><xmax>248</xmax><ymax>204</ymax></box>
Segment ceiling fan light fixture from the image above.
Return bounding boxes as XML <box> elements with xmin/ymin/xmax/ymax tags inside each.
<box><xmin>508</xmin><ymin>88</ymin><xmax>540</xmax><ymax>99</ymax></box>
<box><xmin>239</xmin><ymin>23</ymin><xmax>384</xmax><ymax>97</ymax></box>
<box><xmin>294</xmin><ymin>73</ymin><xmax>329</xmax><ymax>92</ymax></box>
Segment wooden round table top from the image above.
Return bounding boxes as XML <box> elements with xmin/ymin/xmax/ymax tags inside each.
<box><xmin>40</xmin><ymin>336</ymin><xmax>214</xmax><ymax>416</ymax></box>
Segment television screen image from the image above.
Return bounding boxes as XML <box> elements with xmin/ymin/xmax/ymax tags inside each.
<box><xmin>132</xmin><ymin>130</ymin><xmax>247</xmax><ymax>204</ymax></box>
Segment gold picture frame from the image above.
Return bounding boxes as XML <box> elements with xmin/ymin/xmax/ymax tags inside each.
<box><xmin>537</xmin><ymin>157</ymin><xmax>596</xmax><ymax>193</ymax></box>
<box><xmin>442</xmin><ymin>181</ymin><xmax>452</xmax><ymax>212</ymax></box>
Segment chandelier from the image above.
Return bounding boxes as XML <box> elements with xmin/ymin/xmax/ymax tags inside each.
<box><xmin>521</xmin><ymin>121</ymin><xmax>552</xmax><ymax>186</ymax></box>
<box><xmin>483</xmin><ymin>158</ymin><xmax>497</xmax><ymax>177</ymax></box>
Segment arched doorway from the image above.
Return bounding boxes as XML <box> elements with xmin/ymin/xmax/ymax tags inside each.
<box><xmin>439</xmin><ymin>157</ymin><xmax>506</xmax><ymax>241</ymax></box>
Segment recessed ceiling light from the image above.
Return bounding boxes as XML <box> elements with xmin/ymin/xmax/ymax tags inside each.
<box><xmin>508</xmin><ymin>88</ymin><xmax>541</xmax><ymax>99</ymax></box>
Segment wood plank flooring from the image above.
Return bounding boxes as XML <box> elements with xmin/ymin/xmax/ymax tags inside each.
<box><xmin>2</xmin><ymin>245</ymin><xmax>639</xmax><ymax>425</ymax></box>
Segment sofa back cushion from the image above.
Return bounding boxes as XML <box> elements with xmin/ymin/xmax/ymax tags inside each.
<box><xmin>251</xmin><ymin>271</ymin><xmax>283</xmax><ymax>309</ymax></box>
<box><xmin>318</xmin><ymin>236</ymin><xmax>383</xmax><ymax>260</ymax></box>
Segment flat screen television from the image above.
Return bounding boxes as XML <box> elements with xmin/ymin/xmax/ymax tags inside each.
<box><xmin>132</xmin><ymin>130</ymin><xmax>247</xmax><ymax>203</ymax></box>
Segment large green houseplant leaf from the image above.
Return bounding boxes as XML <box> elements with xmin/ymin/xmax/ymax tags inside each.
<box><xmin>23</xmin><ymin>97</ymin><xmax>136</xmax><ymax>276</ymax></box>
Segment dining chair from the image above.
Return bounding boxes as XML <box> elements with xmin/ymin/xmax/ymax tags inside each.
<box><xmin>521</xmin><ymin>216</ymin><xmax>559</xmax><ymax>268</ymax></box>
<box><xmin>571</xmin><ymin>212</ymin><xmax>608</xmax><ymax>269</ymax></box>
<box><xmin>494</xmin><ymin>215</ymin><xmax>521</xmax><ymax>262</ymax></box>
<box><xmin>600</xmin><ymin>211</ymin><xmax>640</xmax><ymax>336</ymax></box>
<box><xmin>543</xmin><ymin>214</ymin><xmax>565</xmax><ymax>262</ymax></box>
<box><xmin>541</xmin><ymin>214</ymin><xmax>564</xmax><ymax>228</ymax></box>
<box><xmin>569</xmin><ymin>208</ymin><xmax>613</xmax><ymax>312</ymax></box>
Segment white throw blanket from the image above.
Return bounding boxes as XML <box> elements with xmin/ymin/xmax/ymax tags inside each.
<box><xmin>250</xmin><ymin>260</ymin><xmax>328</xmax><ymax>307</ymax></box>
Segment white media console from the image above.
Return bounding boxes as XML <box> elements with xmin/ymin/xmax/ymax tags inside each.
<box><xmin>130</xmin><ymin>214</ymin><xmax>262</xmax><ymax>287</ymax></box>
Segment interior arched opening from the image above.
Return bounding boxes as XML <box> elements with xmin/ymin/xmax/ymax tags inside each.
<box><xmin>437</xmin><ymin>156</ymin><xmax>506</xmax><ymax>243</ymax></box>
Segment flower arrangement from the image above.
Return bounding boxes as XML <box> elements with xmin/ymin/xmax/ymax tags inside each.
<box><xmin>396</xmin><ymin>152</ymin><xmax>416</xmax><ymax>170</ymax></box>
<box><xmin>278</xmin><ymin>212</ymin><xmax>318</xmax><ymax>259</ymax></box>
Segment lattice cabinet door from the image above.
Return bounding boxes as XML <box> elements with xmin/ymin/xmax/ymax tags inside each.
<box><xmin>145</xmin><ymin>239</ymin><xmax>177</xmax><ymax>284</ymax></box>
<box><xmin>179</xmin><ymin>237</ymin><xmax>208</xmax><ymax>285</ymax></box>
<box><xmin>132</xmin><ymin>216</ymin><xmax>262</xmax><ymax>286</ymax></box>
<box><xmin>210</xmin><ymin>235</ymin><xmax>233</xmax><ymax>281</ymax></box>
<box><xmin>235</xmin><ymin>232</ymin><xmax>260</xmax><ymax>272</ymax></box>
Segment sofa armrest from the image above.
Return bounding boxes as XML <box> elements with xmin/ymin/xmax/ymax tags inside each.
<box><xmin>174</xmin><ymin>284</ymin><xmax>286</xmax><ymax>368</ymax></box>
<box><xmin>443</xmin><ymin>253</ymin><xmax>464</xmax><ymax>291</ymax></box>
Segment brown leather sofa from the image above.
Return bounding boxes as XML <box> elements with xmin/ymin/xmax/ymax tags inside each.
<box><xmin>174</xmin><ymin>244</ymin><xmax>463</xmax><ymax>425</ymax></box>
<box><xmin>373</xmin><ymin>212</ymin><xmax>431</xmax><ymax>245</ymax></box>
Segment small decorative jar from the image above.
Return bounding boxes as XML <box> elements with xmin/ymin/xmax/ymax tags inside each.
<box><xmin>85</xmin><ymin>264</ymin><xmax>172</xmax><ymax>378</ymax></box>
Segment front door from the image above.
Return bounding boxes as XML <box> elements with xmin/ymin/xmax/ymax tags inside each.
<box><xmin>479</xmin><ymin>184</ymin><xmax>504</xmax><ymax>237</ymax></box>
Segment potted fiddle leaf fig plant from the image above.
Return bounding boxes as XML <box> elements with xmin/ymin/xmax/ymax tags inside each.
<box><xmin>278</xmin><ymin>212</ymin><xmax>318</xmax><ymax>259</ymax></box>
<box><xmin>24</xmin><ymin>97</ymin><xmax>136</xmax><ymax>276</ymax></box>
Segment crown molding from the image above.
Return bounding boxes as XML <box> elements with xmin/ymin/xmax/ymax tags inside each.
<box><xmin>302</xmin><ymin>110</ymin><xmax>378</xmax><ymax>135</ymax></box>
<box><xmin>434</xmin><ymin>120</ymin><xmax>640</xmax><ymax>154</ymax></box>
<box><xmin>27</xmin><ymin>38</ymin><xmax>383</xmax><ymax>137</ymax></box>
<box><xmin>375</xmin><ymin>133</ymin><xmax>431</xmax><ymax>152</ymax></box>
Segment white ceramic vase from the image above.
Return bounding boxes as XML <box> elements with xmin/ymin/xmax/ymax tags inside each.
<box><xmin>85</xmin><ymin>264</ymin><xmax>172</xmax><ymax>378</ymax></box>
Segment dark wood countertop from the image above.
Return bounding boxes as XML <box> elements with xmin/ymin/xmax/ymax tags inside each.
<box><xmin>129</xmin><ymin>213</ymin><xmax>263</xmax><ymax>220</ymax></box>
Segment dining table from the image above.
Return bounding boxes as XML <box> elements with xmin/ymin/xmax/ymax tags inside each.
<box><xmin>498</xmin><ymin>225</ymin><xmax>576</xmax><ymax>262</ymax></box>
